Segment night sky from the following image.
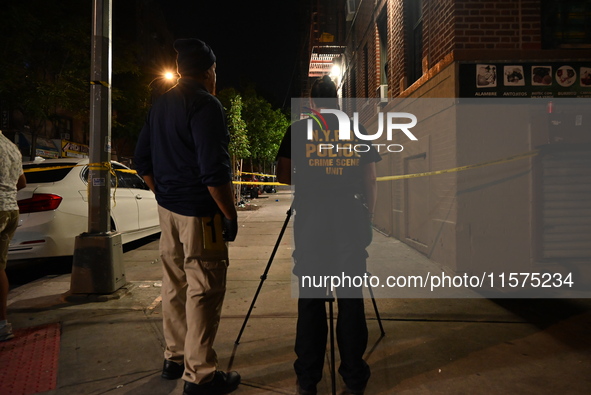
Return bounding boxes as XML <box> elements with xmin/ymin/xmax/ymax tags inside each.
<box><xmin>156</xmin><ymin>0</ymin><xmax>304</xmax><ymax>108</ymax></box>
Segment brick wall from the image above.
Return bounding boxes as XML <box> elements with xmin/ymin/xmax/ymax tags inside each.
<box><xmin>423</xmin><ymin>0</ymin><xmax>455</xmax><ymax>69</ymax></box>
<box><xmin>455</xmin><ymin>0</ymin><xmax>542</xmax><ymax>51</ymax></box>
<box><xmin>355</xmin><ymin>0</ymin><xmax>377</xmax><ymax>99</ymax></box>
<box><xmin>344</xmin><ymin>0</ymin><xmax>545</xmax><ymax>100</ymax></box>
<box><xmin>380</xmin><ymin>0</ymin><xmax>544</xmax><ymax>98</ymax></box>
<box><xmin>387</xmin><ymin>0</ymin><xmax>405</xmax><ymax>97</ymax></box>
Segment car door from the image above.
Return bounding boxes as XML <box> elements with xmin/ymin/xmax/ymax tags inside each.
<box><xmin>114</xmin><ymin>167</ymin><xmax>159</xmax><ymax>230</ymax></box>
<box><xmin>110</xmin><ymin>163</ymin><xmax>143</xmax><ymax>232</ymax></box>
<box><xmin>80</xmin><ymin>164</ymin><xmax>140</xmax><ymax>234</ymax></box>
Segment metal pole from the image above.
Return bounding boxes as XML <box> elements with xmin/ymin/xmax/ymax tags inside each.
<box><xmin>235</xmin><ymin>208</ymin><xmax>292</xmax><ymax>344</ymax></box>
<box><xmin>88</xmin><ymin>0</ymin><xmax>112</xmax><ymax>233</ymax></box>
<box><xmin>328</xmin><ymin>297</ymin><xmax>337</xmax><ymax>395</ymax></box>
<box><xmin>69</xmin><ymin>0</ymin><xmax>125</xmax><ymax>295</ymax></box>
<box><xmin>367</xmin><ymin>272</ymin><xmax>386</xmax><ymax>336</ymax></box>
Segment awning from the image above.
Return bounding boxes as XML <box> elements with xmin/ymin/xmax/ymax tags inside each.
<box><xmin>17</xmin><ymin>132</ymin><xmax>61</xmax><ymax>159</ymax></box>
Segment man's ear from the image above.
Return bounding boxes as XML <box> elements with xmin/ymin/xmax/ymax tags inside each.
<box><xmin>203</xmin><ymin>68</ymin><xmax>214</xmax><ymax>80</ymax></box>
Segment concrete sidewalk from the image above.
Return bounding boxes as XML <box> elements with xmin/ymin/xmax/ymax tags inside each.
<box><xmin>6</xmin><ymin>189</ymin><xmax>591</xmax><ymax>394</ymax></box>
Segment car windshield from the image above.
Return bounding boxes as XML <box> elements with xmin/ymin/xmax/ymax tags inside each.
<box><xmin>23</xmin><ymin>163</ymin><xmax>78</xmax><ymax>183</ymax></box>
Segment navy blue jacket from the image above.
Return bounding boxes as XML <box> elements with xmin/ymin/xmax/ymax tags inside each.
<box><xmin>134</xmin><ymin>79</ymin><xmax>232</xmax><ymax>217</ymax></box>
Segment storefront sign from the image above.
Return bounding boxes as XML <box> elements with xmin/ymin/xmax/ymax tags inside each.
<box><xmin>61</xmin><ymin>140</ymin><xmax>89</xmax><ymax>158</ymax></box>
<box><xmin>459</xmin><ymin>61</ymin><xmax>591</xmax><ymax>98</ymax></box>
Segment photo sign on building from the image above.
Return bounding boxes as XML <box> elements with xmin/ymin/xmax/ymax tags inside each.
<box><xmin>459</xmin><ymin>61</ymin><xmax>591</xmax><ymax>98</ymax></box>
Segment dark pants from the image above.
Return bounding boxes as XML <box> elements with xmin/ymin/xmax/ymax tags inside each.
<box><xmin>294</xmin><ymin>288</ymin><xmax>370</xmax><ymax>391</ymax></box>
<box><xmin>292</xmin><ymin>196</ymin><xmax>372</xmax><ymax>390</ymax></box>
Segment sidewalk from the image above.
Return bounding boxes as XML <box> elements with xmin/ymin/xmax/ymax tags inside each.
<box><xmin>4</xmin><ymin>189</ymin><xmax>591</xmax><ymax>394</ymax></box>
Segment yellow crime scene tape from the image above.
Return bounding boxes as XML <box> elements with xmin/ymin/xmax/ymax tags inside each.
<box><xmin>376</xmin><ymin>149</ymin><xmax>540</xmax><ymax>182</ymax></box>
<box><xmin>236</xmin><ymin>171</ymin><xmax>276</xmax><ymax>178</ymax></box>
<box><xmin>90</xmin><ymin>80</ymin><xmax>110</xmax><ymax>88</ymax></box>
<box><xmin>233</xmin><ymin>181</ymin><xmax>285</xmax><ymax>186</ymax></box>
<box><xmin>22</xmin><ymin>149</ymin><xmax>539</xmax><ymax>188</ymax></box>
<box><xmin>23</xmin><ymin>162</ymin><xmax>135</xmax><ymax>207</ymax></box>
<box><xmin>23</xmin><ymin>163</ymin><xmax>137</xmax><ymax>174</ymax></box>
<box><xmin>234</xmin><ymin>171</ymin><xmax>283</xmax><ymax>185</ymax></box>
<box><xmin>235</xmin><ymin>149</ymin><xmax>539</xmax><ymax>185</ymax></box>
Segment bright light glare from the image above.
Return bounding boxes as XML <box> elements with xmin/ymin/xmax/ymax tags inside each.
<box><xmin>164</xmin><ymin>72</ymin><xmax>174</xmax><ymax>80</ymax></box>
<box><xmin>330</xmin><ymin>64</ymin><xmax>341</xmax><ymax>77</ymax></box>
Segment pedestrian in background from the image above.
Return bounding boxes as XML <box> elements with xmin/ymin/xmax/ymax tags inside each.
<box><xmin>0</xmin><ymin>130</ymin><xmax>26</xmax><ymax>342</ymax></box>
<box><xmin>134</xmin><ymin>38</ymin><xmax>240</xmax><ymax>395</ymax></box>
<box><xmin>276</xmin><ymin>75</ymin><xmax>380</xmax><ymax>395</ymax></box>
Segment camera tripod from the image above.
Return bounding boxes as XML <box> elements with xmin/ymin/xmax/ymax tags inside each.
<box><xmin>234</xmin><ymin>207</ymin><xmax>386</xmax><ymax>394</ymax></box>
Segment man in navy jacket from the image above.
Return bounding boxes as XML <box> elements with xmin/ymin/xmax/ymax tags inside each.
<box><xmin>134</xmin><ymin>38</ymin><xmax>239</xmax><ymax>395</ymax></box>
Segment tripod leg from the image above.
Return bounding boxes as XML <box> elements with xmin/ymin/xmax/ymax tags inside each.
<box><xmin>366</xmin><ymin>272</ymin><xmax>386</xmax><ymax>336</ymax></box>
<box><xmin>328</xmin><ymin>297</ymin><xmax>337</xmax><ymax>395</ymax></box>
<box><xmin>235</xmin><ymin>208</ymin><xmax>292</xmax><ymax>344</ymax></box>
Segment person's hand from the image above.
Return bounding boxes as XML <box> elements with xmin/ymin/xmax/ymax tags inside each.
<box><xmin>222</xmin><ymin>217</ymin><xmax>238</xmax><ymax>242</ymax></box>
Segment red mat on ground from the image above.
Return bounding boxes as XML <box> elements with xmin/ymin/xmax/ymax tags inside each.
<box><xmin>0</xmin><ymin>323</ymin><xmax>61</xmax><ymax>395</ymax></box>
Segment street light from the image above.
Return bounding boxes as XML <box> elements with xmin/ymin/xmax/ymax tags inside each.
<box><xmin>147</xmin><ymin>71</ymin><xmax>177</xmax><ymax>103</ymax></box>
<box><xmin>149</xmin><ymin>70</ymin><xmax>177</xmax><ymax>88</ymax></box>
<box><xmin>330</xmin><ymin>64</ymin><xmax>341</xmax><ymax>78</ymax></box>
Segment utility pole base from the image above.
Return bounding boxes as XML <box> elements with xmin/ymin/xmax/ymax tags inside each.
<box><xmin>70</xmin><ymin>232</ymin><xmax>126</xmax><ymax>294</ymax></box>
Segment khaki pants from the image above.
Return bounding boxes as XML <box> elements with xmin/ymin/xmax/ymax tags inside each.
<box><xmin>0</xmin><ymin>211</ymin><xmax>19</xmax><ymax>270</ymax></box>
<box><xmin>158</xmin><ymin>206</ymin><xmax>228</xmax><ymax>384</ymax></box>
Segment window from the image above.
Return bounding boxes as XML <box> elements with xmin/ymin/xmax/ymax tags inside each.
<box><xmin>81</xmin><ymin>164</ymin><xmax>149</xmax><ymax>190</ymax></box>
<box><xmin>363</xmin><ymin>44</ymin><xmax>369</xmax><ymax>98</ymax></box>
<box><xmin>24</xmin><ymin>163</ymin><xmax>77</xmax><ymax>183</ymax></box>
<box><xmin>56</xmin><ymin>117</ymin><xmax>73</xmax><ymax>140</ymax></box>
<box><xmin>351</xmin><ymin>67</ymin><xmax>357</xmax><ymax>98</ymax></box>
<box><xmin>377</xmin><ymin>10</ymin><xmax>389</xmax><ymax>86</ymax></box>
<box><xmin>406</xmin><ymin>0</ymin><xmax>423</xmax><ymax>85</ymax></box>
<box><xmin>542</xmin><ymin>0</ymin><xmax>591</xmax><ymax>49</ymax></box>
<box><xmin>116</xmin><ymin>169</ymin><xmax>150</xmax><ymax>190</ymax></box>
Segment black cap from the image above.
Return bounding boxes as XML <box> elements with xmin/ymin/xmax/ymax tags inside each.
<box><xmin>174</xmin><ymin>38</ymin><xmax>216</xmax><ymax>77</ymax></box>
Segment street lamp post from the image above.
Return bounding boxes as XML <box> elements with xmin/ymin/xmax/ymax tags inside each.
<box><xmin>70</xmin><ymin>0</ymin><xmax>126</xmax><ymax>295</ymax></box>
<box><xmin>148</xmin><ymin>71</ymin><xmax>176</xmax><ymax>95</ymax></box>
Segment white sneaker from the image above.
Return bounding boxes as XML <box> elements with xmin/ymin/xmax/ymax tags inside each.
<box><xmin>0</xmin><ymin>322</ymin><xmax>14</xmax><ymax>341</ymax></box>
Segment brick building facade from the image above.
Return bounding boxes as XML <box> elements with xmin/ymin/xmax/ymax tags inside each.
<box><xmin>304</xmin><ymin>0</ymin><xmax>591</xmax><ymax>280</ymax></box>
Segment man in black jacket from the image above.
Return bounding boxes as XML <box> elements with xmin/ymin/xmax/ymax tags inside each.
<box><xmin>276</xmin><ymin>76</ymin><xmax>379</xmax><ymax>395</ymax></box>
<box><xmin>134</xmin><ymin>38</ymin><xmax>239</xmax><ymax>395</ymax></box>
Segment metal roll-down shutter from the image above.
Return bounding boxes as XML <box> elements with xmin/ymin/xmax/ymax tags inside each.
<box><xmin>541</xmin><ymin>149</ymin><xmax>591</xmax><ymax>260</ymax></box>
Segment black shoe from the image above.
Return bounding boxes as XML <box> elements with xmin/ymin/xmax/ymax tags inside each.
<box><xmin>341</xmin><ymin>385</ymin><xmax>366</xmax><ymax>395</ymax></box>
<box><xmin>296</xmin><ymin>379</ymin><xmax>317</xmax><ymax>395</ymax></box>
<box><xmin>341</xmin><ymin>388</ymin><xmax>365</xmax><ymax>395</ymax></box>
<box><xmin>161</xmin><ymin>359</ymin><xmax>184</xmax><ymax>380</ymax></box>
<box><xmin>183</xmin><ymin>371</ymin><xmax>241</xmax><ymax>395</ymax></box>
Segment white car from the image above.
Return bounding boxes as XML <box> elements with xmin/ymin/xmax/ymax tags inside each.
<box><xmin>8</xmin><ymin>158</ymin><xmax>160</xmax><ymax>262</ymax></box>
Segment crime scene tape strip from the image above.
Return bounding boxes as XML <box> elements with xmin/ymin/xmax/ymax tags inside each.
<box><xmin>22</xmin><ymin>149</ymin><xmax>537</xmax><ymax>186</ymax></box>
<box><xmin>23</xmin><ymin>164</ymin><xmax>137</xmax><ymax>174</ymax></box>
<box><xmin>23</xmin><ymin>165</ymin><xmax>82</xmax><ymax>173</ymax></box>
<box><xmin>233</xmin><ymin>181</ymin><xmax>285</xmax><ymax>186</ymax></box>
<box><xmin>376</xmin><ymin>149</ymin><xmax>540</xmax><ymax>182</ymax></box>
<box><xmin>235</xmin><ymin>150</ymin><xmax>539</xmax><ymax>185</ymax></box>
<box><xmin>236</xmin><ymin>171</ymin><xmax>277</xmax><ymax>178</ymax></box>
<box><xmin>22</xmin><ymin>163</ymin><xmax>135</xmax><ymax>206</ymax></box>
<box><xmin>90</xmin><ymin>80</ymin><xmax>110</xmax><ymax>88</ymax></box>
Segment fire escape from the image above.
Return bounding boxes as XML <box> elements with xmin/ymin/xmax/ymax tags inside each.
<box><xmin>304</xmin><ymin>0</ymin><xmax>347</xmax><ymax>93</ymax></box>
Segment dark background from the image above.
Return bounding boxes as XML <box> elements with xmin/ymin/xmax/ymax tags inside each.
<box><xmin>157</xmin><ymin>0</ymin><xmax>304</xmax><ymax>107</ymax></box>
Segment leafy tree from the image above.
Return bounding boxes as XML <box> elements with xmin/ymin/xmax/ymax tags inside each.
<box><xmin>217</xmin><ymin>88</ymin><xmax>250</xmax><ymax>161</ymax></box>
<box><xmin>0</xmin><ymin>0</ymin><xmax>154</xmax><ymax>160</ymax></box>
<box><xmin>111</xmin><ymin>43</ymin><xmax>152</xmax><ymax>158</ymax></box>
<box><xmin>218</xmin><ymin>88</ymin><xmax>250</xmax><ymax>202</ymax></box>
<box><xmin>242</xmin><ymin>92</ymin><xmax>289</xmax><ymax>172</ymax></box>
<box><xmin>0</xmin><ymin>0</ymin><xmax>91</xmax><ymax>158</ymax></box>
<box><xmin>227</xmin><ymin>95</ymin><xmax>250</xmax><ymax>161</ymax></box>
